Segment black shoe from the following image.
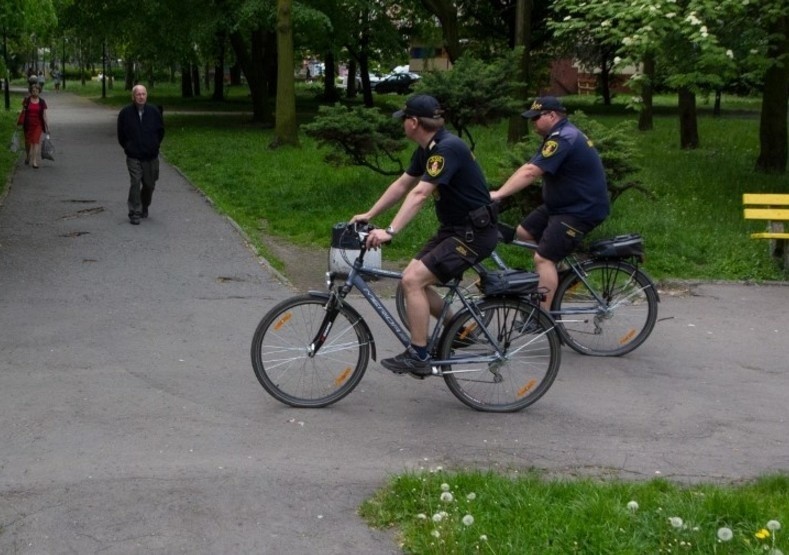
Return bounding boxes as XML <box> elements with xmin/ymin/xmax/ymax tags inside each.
<box><xmin>514</xmin><ymin>318</ymin><xmax>543</xmax><ymax>334</ymax></box>
<box><xmin>141</xmin><ymin>207</ymin><xmax>148</xmax><ymax>218</ymax></box>
<box><xmin>381</xmin><ymin>348</ymin><xmax>433</xmax><ymax>376</ymax></box>
<box><xmin>129</xmin><ymin>216</ymin><xmax>141</xmax><ymax>225</ymax></box>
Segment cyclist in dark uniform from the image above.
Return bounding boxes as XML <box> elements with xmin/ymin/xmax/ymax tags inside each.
<box><xmin>352</xmin><ymin>95</ymin><xmax>498</xmax><ymax>376</ymax></box>
<box><xmin>490</xmin><ymin>96</ymin><xmax>609</xmax><ymax>309</ymax></box>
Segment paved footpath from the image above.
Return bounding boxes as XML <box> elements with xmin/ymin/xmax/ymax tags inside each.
<box><xmin>1</xmin><ymin>91</ymin><xmax>787</xmax><ymax>554</ymax></box>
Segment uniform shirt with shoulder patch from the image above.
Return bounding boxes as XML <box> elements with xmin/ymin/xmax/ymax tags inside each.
<box><xmin>406</xmin><ymin>128</ymin><xmax>491</xmax><ymax>226</ymax></box>
<box><xmin>529</xmin><ymin>119</ymin><xmax>610</xmax><ymax>222</ymax></box>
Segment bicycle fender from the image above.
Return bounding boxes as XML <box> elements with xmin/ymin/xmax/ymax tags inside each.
<box><xmin>306</xmin><ymin>291</ymin><xmax>378</xmax><ymax>361</ymax></box>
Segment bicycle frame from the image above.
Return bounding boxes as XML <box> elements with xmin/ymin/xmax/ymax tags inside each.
<box><xmin>324</xmin><ymin>233</ymin><xmax>543</xmax><ymax>374</ymax></box>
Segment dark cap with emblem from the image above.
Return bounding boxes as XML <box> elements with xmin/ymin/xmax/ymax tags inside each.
<box><xmin>521</xmin><ymin>96</ymin><xmax>567</xmax><ymax>119</ymax></box>
<box><xmin>393</xmin><ymin>94</ymin><xmax>444</xmax><ymax>119</ymax></box>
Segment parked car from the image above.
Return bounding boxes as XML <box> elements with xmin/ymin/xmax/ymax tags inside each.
<box><xmin>374</xmin><ymin>72</ymin><xmax>421</xmax><ymax>94</ymax></box>
<box><xmin>355</xmin><ymin>72</ymin><xmax>382</xmax><ymax>88</ymax></box>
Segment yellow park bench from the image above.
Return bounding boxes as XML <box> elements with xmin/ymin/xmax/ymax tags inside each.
<box><xmin>743</xmin><ymin>193</ymin><xmax>789</xmax><ymax>268</ymax></box>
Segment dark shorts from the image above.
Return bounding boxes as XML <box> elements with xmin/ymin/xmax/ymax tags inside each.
<box><xmin>415</xmin><ymin>225</ymin><xmax>498</xmax><ymax>284</ymax></box>
<box><xmin>520</xmin><ymin>205</ymin><xmax>602</xmax><ymax>262</ymax></box>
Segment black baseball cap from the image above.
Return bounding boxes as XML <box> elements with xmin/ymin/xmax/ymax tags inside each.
<box><xmin>521</xmin><ymin>96</ymin><xmax>567</xmax><ymax>119</ymax></box>
<box><xmin>393</xmin><ymin>94</ymin><xmax>444</xmax><ymax>119</ymax></box>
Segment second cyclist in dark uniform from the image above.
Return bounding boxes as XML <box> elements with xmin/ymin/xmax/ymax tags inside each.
<box><xmin>352</xmin><ymin>95</ymin><xmax>498</xmax><ymax>375</ymax></box>
<box><xmin>491</xmin><ymin>96</ymin><xmax>609</xmax><ymax>309</ymax></box>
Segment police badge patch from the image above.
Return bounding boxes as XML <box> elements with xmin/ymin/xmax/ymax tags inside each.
<box><xmin>541</xmin><ymin>140</ymin><xmax>559</xmax><ymax>157</ymax></box>
<box><xmin>427</xmin><ymin>155</ymin><xmax>445</xmax><ymax>177</ymax></box>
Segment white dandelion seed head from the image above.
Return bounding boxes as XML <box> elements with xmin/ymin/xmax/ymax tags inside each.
<box><xmin>669</xmin><ymin>516</ymin><xmax>684</xmax><ymax>528</ymax></box>
<box><xmin>479</xmin><ymin>534</ymin><xmax>488</xmax><ymax>541</ymax></box>
<box><xmin>467</xmin><ymin>492</ymin><xmax>477</xmax><ymax>501</ymax></box>
<box><xmin>440</xmin><ymin>483</ymin><xmax>450</xmax><ymax>492</ymax></box>
<box><xmin>432</xmin><ymin>513</ymin><xmax>444</xmax><ymax>522</ymax></box>
<box><xmin>627</xmin><ymin>501</ymin><xmax>639</xmax><ymax>511</ymax></box>
<box><xmin>440</xmin><ymin>492</ymin><xmax>454</xmax><ymax>503</ymax></box>
<box><xmin>717</xmin><ymin>527</ymin><xmax>733</xmax><ymax>541</ymax></box>
<box><xmin>431</xmin><ymin>530</ymin><xmax>440</xmax><ymax>538</ymax></box>
<box><xmin>416</xmin><ymin>513</ymin><xmax>427</xmax><ymax>520</ymax></box>
<box><xmin>462</xmin><ymin>514</ymin><xmax>475</xmax><ymax>526</ymax></box>
<box><xmin>768</xmin><ymin>549</ymin><xmax>783</xmax><ymax>555</ymax></box>
<box><xmin>767</xmin><ymin>520</ymin><xmax>782</xmax><ymax>531</ymax></box>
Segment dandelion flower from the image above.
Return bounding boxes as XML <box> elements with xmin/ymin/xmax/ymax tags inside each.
<box><xmin>479</xmin><ymin>535</ymin><xmax>488</xmax><ymax>542</ymax></box>
<box><xmin>467</xmin><ymin>492</ymin><xmax>477</xmax><ymax>501</ymax></box>
<box><xmin>440</xmin><ymin>492</ymin><xmax>454</xmax><ymax>503</ymax></box>
<box><xmin>756</xmin><ymin>528</ymin><xmax>770</xmax><ymax>540</ymax></box>
<box><xmin>432</xmin><ymin>513</ymin><xmax>444</xmax><ymax>523</ymax></box>
<box><xmin>669</xmin><ymin>517</ymin><xmax>684</xmax><ymax>529</ymax></box>
<box><xmin>416</xmin><ymin>513</ymin><xmax>427</xmax><ymax>520</ymax></box>
<box><xmin>440</xmin><ymin>483</ymin><xmax>450</xmax><ymax>492</ymax></box>
<box><xmin>627</xmin><ymin>501</ymin><xmax>639</xmax><ymax>512</ymax></box>
<box><xmin>431</xmin><ymin>530</ymin><xmax>440</xmax><ymax>538</ymax></box>
<box><xmin>767</xmin><ymin>520</ymin><xmax>782</xmax><ymax>532</ymax></box>
<box><xmin>717</xmin><ymin>527</ymin><xmax>733</xmax><ymax>542</ymax></box>
<box><xmin>462</xmin><ymin>514</ymin><xmax>475</xmax><ymax>526</ymax></box>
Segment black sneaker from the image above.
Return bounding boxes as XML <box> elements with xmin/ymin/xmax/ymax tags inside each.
<box><xmin>141</xmin><ymin>207</ymin><xmax>149</xmax><ymax>218</ymax></box>
<box><xmin>514</xmin><ymin>318</ymin><xmax>542</xmax><ymax>334</ymax></box>
<box><xmin>129</xmin><ymin>215</ymin><xmax>141</xmax><ymax>225</ymax></box>
<box><xmin>381</xmin><ymin>348</ymin><xmax>433</xmax><ymax>376</ymax></box>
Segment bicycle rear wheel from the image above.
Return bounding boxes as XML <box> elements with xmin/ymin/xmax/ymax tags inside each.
<box><xmin>437</xmin><ymin>298</ymin><xmax>561</xmax><ymax>412</ymax></box>
<box><xmin>251</xmin><ymin>294</ymin><xmax>371</xmax><ymax>408</ymax></box>
<box><xmin>553</xmin><ymin>260</ymin><xmax>658</xmax><ymax>356</ymax></box>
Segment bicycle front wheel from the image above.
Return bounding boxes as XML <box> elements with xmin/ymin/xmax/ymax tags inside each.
<box><xmin>437</xmin><ymin>298</ymin><xmax>561</xmax><ymax>412</ymax></box>
<box><xmin>553</xmin><ymin>260</ymin><xmax>658</xmax><ymax>356</ymax></box>
<box><xmin>251</xmin><ymin>294</ymin><xmax>371</xmax><ymax>408</ymax></box>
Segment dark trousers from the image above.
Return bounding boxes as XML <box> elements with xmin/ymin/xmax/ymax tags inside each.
<box><xmin>126</xmin><ymin>157</ymin><xmax>159</xmax><ymax>216</ymax></box>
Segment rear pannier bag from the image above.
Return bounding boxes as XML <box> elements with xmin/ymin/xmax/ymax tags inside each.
<box><xmin>588</xmin><ymin>234</ymin><xmax>644</xmax><ymax>261</ymax></box>
<box><xmin>480</xmin><ymin>269</ymin><xmax>540</xmax><ymax>296</ymax></box>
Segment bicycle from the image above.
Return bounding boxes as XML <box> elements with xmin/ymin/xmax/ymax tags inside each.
<box><xmin>395</xmin><ymin>225</ymin><xmax>660</xmax><ymax>357</ymax></box>
<box><xmin>251</xmin><ymin>222</ymin><xmax>562</xmax><ymax>413</ymax></box>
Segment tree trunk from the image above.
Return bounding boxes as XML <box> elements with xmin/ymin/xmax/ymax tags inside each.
<box><xmin>507</xmin><ymin>0</ymin><xmax>532</xmax><ymax>144</ymax></box>
<box><xmin>273</xmin><ymin>0</ymin><xmax>299</xmax><ymax>147</ymax></box>
<box><xmin>181</xmin><ymin>64</ymin><xmax>193</xmax><ymax>97</ymax></box>
<box><xmin>755</xmin><ymin>14</ymin><xmax>788</xmax><ymax>174</ymax></box>
<box><xmin>192</xmin><ymin>65</ymin><xmax>201</xmax><ymax>97</ymax></box>
<box><xmin>346</xmin><ymin>58</ymin><xmax>358</xmax><ymax>97</ymax></box>
<box><xmin>420</xmin><ymin>0</ymin><xmax>463</xmax><ymax>62</ymax></box>
<box><xmin>638</xmin><ymin>53</ymin><xmax>654</xmax><ymax>131</ymax></box>
<box><xmin>678</xmin><ymin>87</ymin><xmax>699</xmax><ymax>149</ymax></box>
<box><xmin>600</xmin><ymin>51</ymin><xmax>612</xmax><ymax>106</ymax></box>
<box><xmin>229</xmin><ymin>28</ymin><xmax>273</xmax><ymax>124</ymax></box>
<box><xmin>713</xmin><ymin>90</ymin><xmax>722</xmax><ymax>117</ymax></box>
<box><xmin>323</xmin><ymin>50</ymin><xmax>339</xmax><ymax>103</ymax></box>
<box><xmin>212</xmin><ymin>31</ymin><xmax>226</xmax><ymax>101</ymax></box>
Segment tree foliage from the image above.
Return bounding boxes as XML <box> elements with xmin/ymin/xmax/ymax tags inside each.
<box><xmin>302</xmin><ymin>104</ymin><xmax>407</xmax><ymax>175</ymax></box>
<box><xmin>417</xmin><ymin>52</ymin><xmax>523</xmax><ymax>150</ymax></box>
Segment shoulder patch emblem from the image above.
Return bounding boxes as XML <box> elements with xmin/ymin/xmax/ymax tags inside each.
<box><xmin>541</xmin><ymin>140</ymin><xmax>559</xmax><ymax>158</ymax></box>
<box><xmin>427</xmin><ymin>155</ymin><xmax>445</xmax><ymax>177</ymax></box>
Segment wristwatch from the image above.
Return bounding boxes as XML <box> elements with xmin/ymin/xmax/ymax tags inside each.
<box><xmin>385</xmin><ymin>226</ymin><xmax>397</xmax><ymax>236</ymax></box>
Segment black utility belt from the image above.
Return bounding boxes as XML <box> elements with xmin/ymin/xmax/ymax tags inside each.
<box><xmin>468</xmin><ymin>203</ymin><xmax>498</xmax><ymax>229</ymax></box>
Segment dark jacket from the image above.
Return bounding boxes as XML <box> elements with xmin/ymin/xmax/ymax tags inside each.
<box><xmin>117</xmin><ymin>103</ymin><xmax>164</xmax><ymax>161</ymax></box>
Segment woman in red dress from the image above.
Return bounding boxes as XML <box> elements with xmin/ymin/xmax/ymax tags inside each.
<box><xmin>19</xmin><ymin>84</ymin><xmax>49</xmax><ymax>168</ymax></box>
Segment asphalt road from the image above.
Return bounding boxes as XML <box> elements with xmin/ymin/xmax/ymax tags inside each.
<box><xmin>1</xmin><ymin>91</ymin><xmax>787</xmax><ymax>554</ymax></box>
